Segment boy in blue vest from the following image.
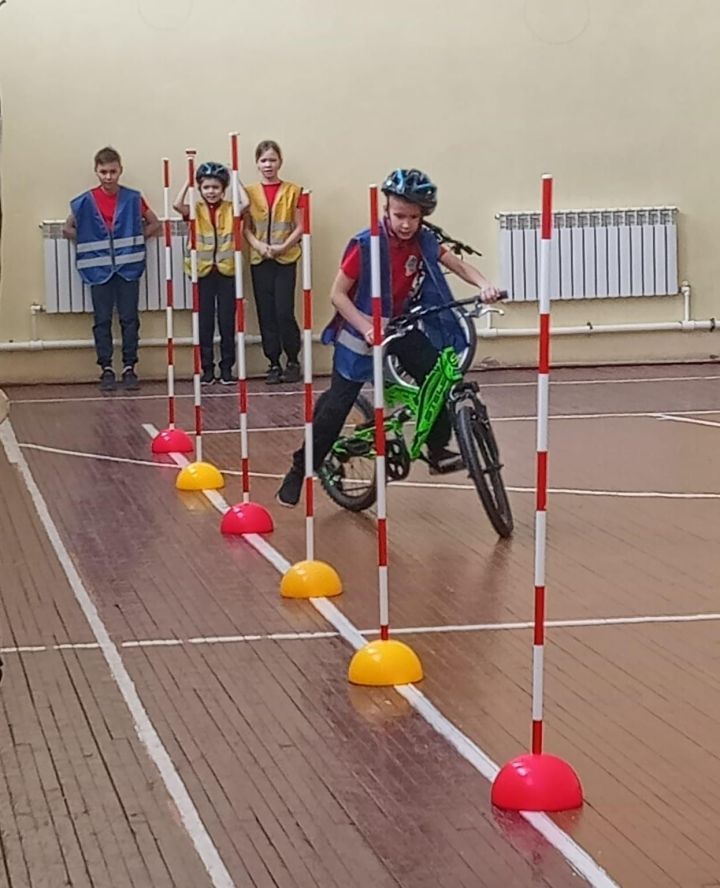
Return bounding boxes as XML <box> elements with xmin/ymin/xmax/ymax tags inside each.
<box><xmin>63</xmin><ymin>147</ymin><xmax>161</xmax><ymax>391</ymax></box>
<box><xmin>276</xmin><ymin>168</ymin><xmax>502</xmax><ymax>507</ymax></box>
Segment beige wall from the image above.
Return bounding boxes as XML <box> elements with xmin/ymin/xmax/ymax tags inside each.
<box><xmin>1</xmin><ymin>0</ymin><xmax>719</xmax><ymax>382</ymax></box>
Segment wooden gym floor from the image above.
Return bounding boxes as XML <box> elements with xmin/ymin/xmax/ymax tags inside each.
<box><xmin>1</xmin><ymin>362</ymin><xmax>719</xmax><ymax>887</ymax></box>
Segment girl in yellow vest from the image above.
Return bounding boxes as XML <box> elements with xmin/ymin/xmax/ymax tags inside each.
<box><xmin>244</xmin><ymin>141</ymin><xmax>304</xmax><ymax>384</ymax></box>
<box><xmin>174</xmin><ymin>162</ymin><xmax>249</xmax><ymax>384</ymax></box>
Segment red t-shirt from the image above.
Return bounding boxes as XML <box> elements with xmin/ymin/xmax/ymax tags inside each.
<box><xmin>261</xmin><ymin>182</ymin><xmax>305</xmax><ymax>211</ymax></box>
<box><xmin>91</xmin><ymin>187</ymin><xmax>150</xmax><ymax>231</ymax></box>
<box><xmin>341</xmin><ymin>234</ymin><xmax>429</xmax><ymax>316</ymax></box>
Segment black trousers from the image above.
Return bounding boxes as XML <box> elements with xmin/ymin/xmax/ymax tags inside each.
<box><xmin>250</xmin><ymin>259</ymin><xmax>301</xmax><ymax>365</ymax></box>
<box><xmin>292</xmin><ymin>328</ymin><xmax>452</xmax><ymax>472</ymax></box>
<box><xmin>90</xmin><ymin>275</ymin><xmax>140</xmax><ymax>368</ymax></box>
<box><xmin>199</xmin><ymin>270</ymin><xmax>236</xmax><ymax>373</ymax></box>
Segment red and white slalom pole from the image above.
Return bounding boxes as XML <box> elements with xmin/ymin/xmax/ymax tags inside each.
<box><xmin>345</xmin><ymin>187</ymin><xmax>421</xmax><ymax>684</ymax></box>
<box><xmin>151</xmin><ymin>158</ymin><xmax>192</xmax><ymax>454</ymax></box>
<box><xmin>278</xmin><ymin>189</ymin><xmax>342</xmax><ymax>598</ymax></box>
<box><xmin>163</xmin><ymin>159</ymin><xmax>177</xmax><ymax>431</ymax></box>
<box><xmin>369</xmin><ymin>186</ymin><xmax>390</xmax><ymax>641</ymax></box>
<box><xmin>301</xmin><ymin>190</ymin><xmax>315</xmax><ymax>560</ymax></box>
<box><xmin>230</xmin><ymin>132</ymin><xmax>250</xmax><ymax>502</ymax></box>
<box><xmin>219</xmin><ymin>133</ymin><xmax>273</xmax><ymax>534</ymax></box>
<box><xmin>532</xmin><ymin>174</ymin><xmax>553</xmax><ymax>755</ymax></box>
<box><xmin>187</xmin><ymin>149</ymin><xmax>204</xmax><ymax>463</ymax></box>
<box><xmin>491</xmin><ymin>175</ymin><xmax>583</xmax><ymax>812</ymax></box>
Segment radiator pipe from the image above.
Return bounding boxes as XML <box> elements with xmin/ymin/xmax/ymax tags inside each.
<box><xmin>3</xmin><ymin>320</ymin><xmax>715</xmax><ymax>352</ymax></box>
<box><xmin>476</xmin><ymin>281</ymin><xmax>717</xmax><ymax>338</ymax></box>
<box><xmin>3</xmin><ymin>282</ymin><xmax>715</xmax><ymax>350</ymax></box>
<box><xmin>0</xmin><ymin>334</ymin><xmax>266</xmax><ymax>352</ymax></box>
<box><xmin>476</xmin><ymin>319</ymin><xmax>717</xmax><ymax>339</ymax></box>
<box><xmin>681</xmin><ymin>279</ymin><xmax>692</xmax><ymax>323</ymax></box>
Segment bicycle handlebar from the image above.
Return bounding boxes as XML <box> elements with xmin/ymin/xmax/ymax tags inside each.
<box><xmin>380</xmin><ymin>292</ymin><xmax>508</xmax><ymax>347</ymax></box>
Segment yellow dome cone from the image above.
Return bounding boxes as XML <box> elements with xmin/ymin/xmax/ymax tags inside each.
<box><xmin>176</xmin><ymin>461</ymin><xmax>224</xmax><ymax>491</ymax></box>
<box><xmin>280</xmin><ymin>560</ymin><xmax>342</xmax><ymax>599</ymax></box>
<box><xmin>348</xmin><ymin>639</ymin><xmax>423</xmax><ymax>686</ymax></box>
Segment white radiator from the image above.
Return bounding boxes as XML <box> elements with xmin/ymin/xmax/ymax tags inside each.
<box><xmin>497</xmin><ymin>207</ymin><xmax>678</xmax><ymax>301</ymax></box>
<box><xmin>41</xmin><ymin>219</ymin><xmax>192</xmax><ymax>313</ymax></box>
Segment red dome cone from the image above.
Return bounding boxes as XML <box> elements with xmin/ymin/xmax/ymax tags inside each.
<box><xmin>152</xmin><ymin>427</ymin><xmax>194</xmax><ymax>454</ymax></box>
<box><xmin>491</xmin><ymin>753</ymin><xmax>583</xmax><ymax>812</ymax></box>
<box><xmin>220</xmin><ymin>502</ymin><xmax>274</xmax><ymax>535</ymax></box>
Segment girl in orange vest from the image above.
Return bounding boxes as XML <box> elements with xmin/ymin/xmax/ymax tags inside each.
<box><xmin>244</xmin><ymin>141</ymin><xmax>304</xmax><ymax>384</ymax></box>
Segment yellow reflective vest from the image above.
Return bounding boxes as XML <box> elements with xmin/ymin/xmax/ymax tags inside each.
<box><xmin>246</xmin><ymin>182</ymin><xmax>301</xmax><ymax>266</ymax></box>
<box><xmin>184</xmin><ymin>200</ymin><xmax>235</xmax><ymax>278</ymax></box>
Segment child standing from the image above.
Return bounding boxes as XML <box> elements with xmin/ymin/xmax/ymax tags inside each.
<box><xmin>244</xmin><ymin>140</ymin><xmax>304</xmax><ymax>384</ymax></box>
<box><xmin>174</xmin><ymin>162</ymin><xmax>249</xmax><ymax>384</ymax></box>
<box><xmin>63</xmin><ymin>146</ymin><xmax>161</xmax><ymax>392</ymax></box>
<box><xmin>275</xmin><ymin>168</ymin><xmax>502</xmax><ymax>507</ymax></box>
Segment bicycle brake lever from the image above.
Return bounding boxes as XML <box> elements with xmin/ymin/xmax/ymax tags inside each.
<box><xmin>474</xmin><ymin>305</ymin><xmax>505</xmax><ymax>318</ymax></box>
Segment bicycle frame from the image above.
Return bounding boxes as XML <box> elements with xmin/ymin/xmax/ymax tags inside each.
<box><xmin>331</xmin><ymin>345</ymin><xmax>462</xmax><ymax>464</ymax></box>
<box><xmin>385</xmin><ymin>347</ymin><xmax>462</xmax><ymax>459</ymax></box>
<box><xmin>329</xmin><ymin>295</ymin><xmax>504</xmax><ymax>465</ymax></box>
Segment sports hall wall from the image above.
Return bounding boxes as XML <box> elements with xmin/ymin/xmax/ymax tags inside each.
<box><xmin>0</xmin><ymin>0</ymin><xmax>718</xmax><ymax>383</ymax></box>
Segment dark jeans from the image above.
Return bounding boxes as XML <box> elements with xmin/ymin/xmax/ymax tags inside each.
<box><xmin>251</xmin><ymin>260</ymin><xmax>301</xmax><ymax>366</ymax></box>
<box><xmin>90</xmin><ymin>275</ymin><xmax>140</xmax><ymax>368</ymax></box>
<box><xmin>199</xmin><ymin>270</ymin><xmax>236</xmax><ymax>373</ymax></box>
<box><xmin>292</xmin><ymin>328</ymin><xmax>452</xmax><ymax>472</ymax></box>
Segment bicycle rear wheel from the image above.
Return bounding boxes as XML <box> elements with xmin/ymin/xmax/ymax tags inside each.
<box><xmin>319</xmin><ymin>394</ymin><xmax>378</xmax><ymax>512</ymax></box>
<box><xmin>453</xmin><ymin>393</ymin><xmax>513</xmax><ymax>538</ymax></box>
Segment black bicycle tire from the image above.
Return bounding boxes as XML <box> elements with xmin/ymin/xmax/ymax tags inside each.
<box><xmin>384</xmin><ymin>304</ymin><xmax>477</xmax><ymax>388</ymax></box>
<box><xmin>319</xmin><ymin>394</ymin><xmax>378</xmax><ymax>512</ymax></box>
<box><xmin>453</xmin><ymin>396</ymin><xmax>514</xmax><ymax>538</ymax></box>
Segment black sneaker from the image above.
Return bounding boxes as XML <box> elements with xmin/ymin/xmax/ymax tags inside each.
<box><xmin>201</xmin><ymin>368</ymin><xmax>216</xmax><ymax>385</ymax></box>
<box><xmin>99</xmin><ymin>367</ymin><xmax>116</xmax><ymax>392</ymax></box>
<box><xmin>219</xmin><ymin>370</ymin><xmax>238</xmax><ymax>386</ymax></box>
<box><xmin>266</xmin><ymin>364</ymin><xmax>283</xmax><ymax>385</ymax></box>
<box><xmin>427</xmin><ymin>447</ymin><xmax>464</xmax><ymax>475</ymax></box>
<box><xmin>283</xmin><ymin>361</ymin><xmax>301</xmax><ymax>383</ymax></box>
<box><xmin>122</xmin><ymin>367</ymin><xmax>140</xmax><ymax>391</ymax></box>
<box><xmin>276</xmin><ymin>467</ymin><xmax>304</xmax><ymax>507</ymax></box>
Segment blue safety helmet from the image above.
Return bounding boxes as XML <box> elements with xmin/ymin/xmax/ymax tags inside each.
<box><xmin>381</xmin><ymin>168</ymin><xmax>438</xmax><ymax>215</ymax></box>
<box><xmin>196</xmin><ymin>162</ymin><xmax>230</xmax><ymax>188</ymax></box>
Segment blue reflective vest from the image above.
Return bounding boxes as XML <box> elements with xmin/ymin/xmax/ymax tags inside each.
<box><xmin>70</xmin><ymin>187</ymin><xmax>146</xmax><ymax>285</ymax></box>
<box><xmin>321</xmin><ymin>223</ymin><xmax>466</xmax><ymax>382</ymax></box>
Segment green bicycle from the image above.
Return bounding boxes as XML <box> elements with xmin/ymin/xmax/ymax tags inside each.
<box><xmin>318</xmin><ymin>295</ymin><xmax>514</xmax><ymax>538</ymax></box>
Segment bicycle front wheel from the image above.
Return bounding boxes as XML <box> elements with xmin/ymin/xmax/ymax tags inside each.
<box><xmin>319</xmin><ymin>394</ymin><xmax>377</xmax><ymax>512</ymax></box>
<box><xmin>453</xmin><ymin>394</ymin><xmax>513</xmax><ymax>538</ymax></box>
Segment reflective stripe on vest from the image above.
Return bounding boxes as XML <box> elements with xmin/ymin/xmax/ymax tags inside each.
<box><xmin>70</xmin><ymin>188</ymin><xmax>146</xmax><ymax>285</ymax></box>
<box><xmin>246</xmin><ymin>182</ymin><xmax>301</xmax><ymax>265</ymax></box>
<box><xmin>184</xmin><ymin>201</ymin><xmax>235</xmax><ymax>278</ymax></box>
<box><xmin>321</xmin><ymin>224</ymin><xmax>466</xmax><ymax>383</ymax></box>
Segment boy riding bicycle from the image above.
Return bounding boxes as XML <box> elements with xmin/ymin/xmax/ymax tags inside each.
<box><xmin>276</xmin><ymin>168</ymin><xmax>501</xmax><ymax>507</ymax></box>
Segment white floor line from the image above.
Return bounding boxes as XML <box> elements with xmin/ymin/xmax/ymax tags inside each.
<box><xmin>480</xmin><ymin>373</ymin><xmax>720</xmax><ymax>389</ymax></box>
<box><xmin>22</xmin><ymin>439</ymin><xmax>718</xmax><ymax>501</ymax></box>
<box><xmin>654</xmin><ymin>413</ymin><xmax>720</xmax><ymax>430</ymax></box>
<box><xmin>0</xmin><ymin>420</ymin><xmax>237</xmax><ymax>888</ymax></box>
<box><xmin>396</xmin><ymin>480</ymin><xmax>720</xmax><ymax>499</ymax></box>
<box><xmin>10</xmin><ymin>372</ymin><xmax>720</xmax><ymax>406</ymax></box>
<box><xmin>6</xmin><ymin>610</ymin><xmax>720</xmax><ymax>657</ymax></box>
<box><xmin>20</xmin><ymin>442</ymin><xmax>179</xmax><ymax>469</ymax></box>
<box><xmin>200</xmin><ymin>407</ymin><xmax>720</xmax><ymax>435</ymax></box>
<box><xmin>10</xmin><ymin>389</ymin><xmax>312</xmax><ymax>406</ymax></box>
<box><xmin>18</xmin><ymin>441</ymin><xmax>284</xmax><ymax>480</ymax></box>
<box><xmin>142</xmin><ymin>420</ymin><xmax>619</xmax><ymax>888</ymax></box>
<box><xmin>205</xmin><ymin>425</ymin><xmax>305</xmax><ymax>435</ymax></box>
